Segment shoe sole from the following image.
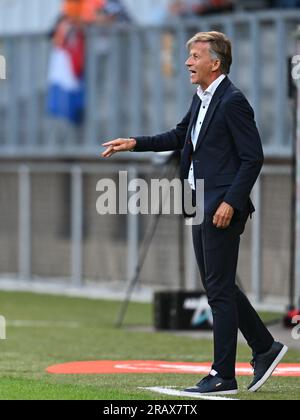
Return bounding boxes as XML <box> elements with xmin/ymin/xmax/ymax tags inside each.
<box><xmin>199</xmin><ymin>390</ymin><xmax>239</xmax><ymax>396</ymax></box>
<box><xmin>185</xmin><ymin>389</ymin><xmax>238</xmax><ymax>396</ymax></box>
<box><xmin>248</xmin><ymin>345</ymin><xmax>289</xmax><ymax>393</ymax></box>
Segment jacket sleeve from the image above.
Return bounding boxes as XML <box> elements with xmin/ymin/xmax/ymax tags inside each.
<box><xmin>133</xmin><ymin>98</ymin><xmax>195</xmax><ymax>152</ymax></box>
<box><xmin>223</xmin><ymin>93</ymin><xmax>264</xmax><ymax>211</ymax></box>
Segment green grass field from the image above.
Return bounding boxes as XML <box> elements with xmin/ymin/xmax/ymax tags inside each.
<box><xmin>0</xmin><ymin>291</ymin><xmax>299</xmax><ymax>400</ymax></box>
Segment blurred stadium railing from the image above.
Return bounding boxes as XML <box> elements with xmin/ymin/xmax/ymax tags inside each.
<box><xmin>0</xmin><ymin>10</ymin><xmax>299</xmax><ymax>309</ymax></box>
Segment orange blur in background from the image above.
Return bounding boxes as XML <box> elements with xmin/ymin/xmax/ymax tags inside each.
<box><xmin>63</xmin><ymin>0</ymin><xmax>106</xmax><ymax>23</ymax></box>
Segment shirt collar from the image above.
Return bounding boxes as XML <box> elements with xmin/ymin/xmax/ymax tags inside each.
<box><xmin>197</xmin><ymin>74</ymin><xmax>226</xmax><ymax>100</ymax></box>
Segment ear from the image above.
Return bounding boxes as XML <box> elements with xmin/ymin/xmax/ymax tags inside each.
<box><xmin>212</xmin><ymin>59</ymin><xmax>221</xmax><ymax>72</ymax></box>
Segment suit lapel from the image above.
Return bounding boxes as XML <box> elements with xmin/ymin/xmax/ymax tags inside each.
<box><xmin>195</xmin><ymin>77</ymin><xmax>231</xmax><ymax>152</ymax></box>
<box><xmin>186</xmin><ymin>96</ymin><xmax>201</xmax><ymax>140</ymax></box>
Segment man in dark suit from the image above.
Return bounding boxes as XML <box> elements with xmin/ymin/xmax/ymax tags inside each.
<box><xmin>102</xmin><ymin>31</ymin><xmax>288</xmax><ymax>395</ymax></box>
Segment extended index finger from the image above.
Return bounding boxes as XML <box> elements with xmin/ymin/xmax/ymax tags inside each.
<box><xmin>102</xmin><ymin>139</ymin><xmax>122</xmax><ymax>146</ymax></box>
<box><xmin>102</xmin><ymin>141</ymin><xmax>116</xmax><ymax>147</ymax></box>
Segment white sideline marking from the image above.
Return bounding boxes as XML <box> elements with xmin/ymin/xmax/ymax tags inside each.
<box><xmin>140</xmin><ymin>386</ymin><xmax>239</xmax><ymax>401</ymax></box>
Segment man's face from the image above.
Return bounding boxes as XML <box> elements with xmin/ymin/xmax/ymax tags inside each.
<box><xmin>185</xmin><ymin>42</ymin><xmax>217</xmax><ymax>87</ymax></box>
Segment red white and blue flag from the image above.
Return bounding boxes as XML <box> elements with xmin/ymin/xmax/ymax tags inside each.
<box><xmin>47</xmin><ymin>22</ymin><xmax>85</xmax><ymax>125</ymax></box>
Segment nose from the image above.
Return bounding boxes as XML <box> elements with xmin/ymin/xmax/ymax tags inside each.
<box><xmin>185</xmin><ymin>56</ymin><xmax>192</xmax><ymax>67</ymax></box>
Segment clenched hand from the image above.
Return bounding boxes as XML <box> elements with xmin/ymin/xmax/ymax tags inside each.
<box><xmin>213</xmin><ymin>202</ymin><xmax>235</xmax><ymax>229</ymax></box>
<box><xmin>101</xmin><ymin>138</ymin><xmax>137</xmax><ymax>158</ymax></box>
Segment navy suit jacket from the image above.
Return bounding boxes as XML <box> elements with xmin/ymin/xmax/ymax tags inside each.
<box><xmin>134</xmin><ymin>77</ymin><xmax>264</xmax><ymax>216</ymax></box>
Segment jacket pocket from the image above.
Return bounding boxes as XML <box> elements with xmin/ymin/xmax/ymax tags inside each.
<box><xmin>215</xmin><ymin>173</ymin><xmax>236</xmax><ymax>187</ymax></box>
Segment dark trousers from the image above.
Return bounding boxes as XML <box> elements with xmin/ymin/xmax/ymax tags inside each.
<box><xmin>192</xmin><ymin>211</ymin><xmax>274</xmax><ymax>379</ymax></box>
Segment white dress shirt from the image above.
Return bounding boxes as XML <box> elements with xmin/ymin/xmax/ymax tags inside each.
<box><xmin>188</xmin><ymin>74</ymin><xmax>226</xmax><ymax>190</ymax></box>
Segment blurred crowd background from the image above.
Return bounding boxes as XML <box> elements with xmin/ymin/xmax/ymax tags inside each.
<box><xmin>48</xmin><ymin>0</ymin><xmax>300</xmax><ymax>26</ymax></box>
<box><xmin>0</xmin><ymin>0</ymin><xmax>300</xmax><ymax>312</ymax></box>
